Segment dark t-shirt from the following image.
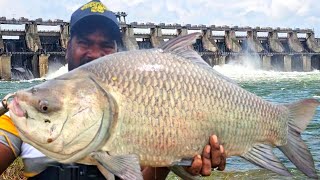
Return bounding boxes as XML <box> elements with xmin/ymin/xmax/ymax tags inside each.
<box><xmin>29</xmin><ymin>164</ymin><xmax>109</xmax><ymax>180</ymax></box>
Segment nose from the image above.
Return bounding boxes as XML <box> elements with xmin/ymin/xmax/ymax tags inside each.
<box><xmin>86</xmin><ymin>46</ymin><xmax>105</xmax><ymax>60</ymax></box>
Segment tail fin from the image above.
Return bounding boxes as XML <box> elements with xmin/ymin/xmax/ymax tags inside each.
<box><xmin>279</xmin><ymin>99</ymin><xmax>320</xmax><ymax>179</ymax></box>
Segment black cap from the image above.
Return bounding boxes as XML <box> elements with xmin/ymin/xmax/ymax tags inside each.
<box><xmin>70</xmin><ymin>0</ymin><xmax>119</xmax><ymax>36</ymax></box>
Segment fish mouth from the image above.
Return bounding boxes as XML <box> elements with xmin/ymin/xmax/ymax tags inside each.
<box><xmin>8</xmin><ymin>97</ymin><xmax>27</xmax><ymax>118</ymax></box>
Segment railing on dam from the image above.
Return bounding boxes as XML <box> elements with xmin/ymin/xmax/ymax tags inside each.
<box><xmin>0</xmin><ymin>13</ymin><xmax>320</xmax><ymax>80</ymax></box>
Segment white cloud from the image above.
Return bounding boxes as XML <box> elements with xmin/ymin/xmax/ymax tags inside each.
<box><xmin>0</xmin><ymin>0</ymin><xmax>320</xmax><ymax>36</ymax></box>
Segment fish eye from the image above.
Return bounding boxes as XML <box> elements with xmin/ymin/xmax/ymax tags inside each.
<box><xmin>42</xmin><ymin>106</ymin><xmax>48</xmax><ymax>111</ymax></box>
<box><xmin>39</xmin><ymin>100</ymin><xmax>49</xmax><ymax>113</ymax></box>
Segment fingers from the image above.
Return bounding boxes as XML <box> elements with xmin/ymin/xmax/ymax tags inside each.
<box><xmin>185</xmin><ymin>155</ymin><xmax>202</xmax><ymax>175</ymax></box>
<box><xmin>185</xmin><ymin>135</ymin><xmax>226</xmax><ymax>177</ymax></box>
<box><xmin>210</xmin><ymin>135</ymin><xmax>222</xmax><ymax>168</ymax></box>
<box><xmin>217</xmin><ymin>145</ymin><xmax>226</xmax><ymax>171</ymax></box>
<box><xmin>201</xmin><ymin>145</ymin><xmax>212</xmax><ymax>176</ymax></box>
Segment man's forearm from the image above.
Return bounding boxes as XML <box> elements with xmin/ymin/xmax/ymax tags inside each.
<box><xmin>0</xmin><ymin>143</ymin><xmax>16</xmax><ymax>174</ymax></box>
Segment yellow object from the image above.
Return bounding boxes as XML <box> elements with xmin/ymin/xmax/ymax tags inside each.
<box><xmin>0</xmin><ymin>115</ymin><xmax>19</xmax><ymax>136</ymax></box>
<box><xmin>23</xmin><ymin>172</ymin><xmax>38</xmax><ymax>177</ymax></box>
<box><xmin>81</xmin><ymin>1</ymin><xmax>108</xmax><ymax>13</ymax></box>
<box><xmin>0</xmin><ymin>115</ymin><xmax>20</xmax><ymax>157</ymax></box>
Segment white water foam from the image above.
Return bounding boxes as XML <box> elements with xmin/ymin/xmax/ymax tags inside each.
<box><xmin>213</xmin><ymin>64</ymin><xmax>320</xmax><ymax>82</ymax></box>
<box><xmin>45</xmin><ymin>64</ymin><xmax>68</xmax><ymax>80</ymax></box>
<box><xmin>213</xmin><ymin>55</ymin><xmax>320</xmax><ymax>81</ymax></box>
<box><xmin>13</xmin><ymin>63</ymin><xmax>68</xmax><ymax>83</ymax></box>
<box><xmin>13</xmin><ymin>60</ymin><xmax>320</xmax><ymax>83</ymax></box>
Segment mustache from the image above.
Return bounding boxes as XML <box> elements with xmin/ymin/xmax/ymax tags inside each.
<box><xmin>79</xmin><ymin>58</ymin><xmax>94</xmax><ymax>66</ymax></box>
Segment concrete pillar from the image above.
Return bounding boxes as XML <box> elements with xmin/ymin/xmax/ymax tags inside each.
<box><xmin>150</xmin><ymin>27</ymin><xmax>164</xmax><ymax>48</ymax></box>
<box><xmin>311</xmin><ymin>55</ymin><xmax>320</xmax><ymax>70</ymax></box>
<box><xmin>39</xmin><ymin>54</ymin><xmax>49</xmax><ymax>78</ymax></box>
<box><xmin>202</xmin><ymin>29</ymin><xmax>218</xmax><ymax>52</ymax></box>
<box><xmin>247</xmin><ymin>31</ymin><xmax>264</xmax><ymax>52</ymax></box>
<box><xmin>177</xmin><ymin>28</ymin><xmax>188</xmax><ymax>36</ymax></box>
<box><xmin>225</xmin><ymin>30</ymin><xmax>241</xmax><ymax>52</ymax></box>
<box><xmin>268</xmin><ymin>31</ymin><xmax>284</xmax><ymax>53</ymax></box>
<box><xmin>288</xmin><ymin>32</ymin><xmax>304</xmax><ymax>52</ymax></box>
<box><xmin>25</xmin><ymin>23</ymin><xmax>42</xmax><ymax>52</ymax></box>
<box><xmin>306</xmin><ymin>33</ymin><xmax>320</xmax><ymax>53</ymax></box>
<box><xmin>31</xmin><ymin>54</ymin><xmax>40</xmax><ymax>78</ymax></box>
<box><xmin>284</xmin><ymin>55</ymin><xmax>292</xmax><ymax>72</ymax></box>
<box><xmin>0</xmin><ymin>32</ymin><xmax>4</xmax><ymax>54</ymax></box>
<box><xmin>219</xmin><ymin>56</ymin><xmax>226</xmax><ymax>65</ymax></box>
<box><xmin>211</xmin><ymin>55</ymin><xmax>220</xmax><ymax>65</ymax></box>
<box><xmin>60</xmin><ymin>24</ymin><xmax>70</xmax><ymax>49</ymax></box>
<box><xmin>122</xmin><ymin>27</ymin><xmax>139</xmax><ymax>50</ymax></box>
<box><xmin>206</xmin><ymin>56</ymin><xmax>214</xmax><ymax>67</ymax></box>
<box><xmin>302</xmin><ymin>55</ymin><xmax>312</xmax><ymax>72</ymax></box>
<box><xmin>0</xmin><ymin>54</ymin><xmax>11</xmax><ymax>80</ymax></box>
<box><xmin>262</xmin><ymin>55</ymin><xmax>272</xmax><ymax>70</ymax></box>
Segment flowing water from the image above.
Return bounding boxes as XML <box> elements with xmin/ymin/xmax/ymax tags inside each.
<box><xmin>0</xmin><ymin>64</ymin><xmax>319</xmax><ymax>179</ymax></box>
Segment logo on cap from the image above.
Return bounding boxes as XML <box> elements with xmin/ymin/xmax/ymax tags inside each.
<box><xmin>81</xmin><ymin>1</ymin><xmax>108</xmax><ymax>13</ymax></box>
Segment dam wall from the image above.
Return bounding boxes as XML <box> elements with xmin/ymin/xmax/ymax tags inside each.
<box><xmin>0</xmin><ymin>14</ymin><xmax>320</xmax><ymax>79</ymax></box>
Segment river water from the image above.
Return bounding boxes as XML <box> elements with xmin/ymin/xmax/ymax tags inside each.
<box><xmin>0</xmin><ymin>64</ymin><xmax>319</xmax><ymax>179</ymax></box>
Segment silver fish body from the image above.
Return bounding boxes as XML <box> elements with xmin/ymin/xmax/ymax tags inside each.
<box><xmin>83</xmin><ymin>48</ymin><xmax>287</xmax><ymax>163</ymax></box>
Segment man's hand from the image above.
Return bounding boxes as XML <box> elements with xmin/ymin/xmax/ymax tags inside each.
<box><xmin>185</xmin><ymin>135</ymin><xmax>226</xmax><ymax>176</ymax></box>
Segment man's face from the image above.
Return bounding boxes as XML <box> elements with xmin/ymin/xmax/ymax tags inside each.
<box><xmin>66</xmin><ymin>30</ymin><xmax>117</xmax><ymax>71</ymax></box>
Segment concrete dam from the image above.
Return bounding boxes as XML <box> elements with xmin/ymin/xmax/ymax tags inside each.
<box><xmin>1</xmin><ymin>13</ymin><xmax>320</xmax><ymax>80</ymax></box>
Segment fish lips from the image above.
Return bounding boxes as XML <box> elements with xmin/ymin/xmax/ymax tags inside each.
<box><xmin>9</xmin><ymin>97</ymin><xmax>27</xmax><ymax>118</ymax></box>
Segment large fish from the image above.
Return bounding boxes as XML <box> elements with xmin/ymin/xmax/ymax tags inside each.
<box><xmin>8</xmin><ymin>33</ymin><xmax>319</xmax><ymax>179</ymax></box>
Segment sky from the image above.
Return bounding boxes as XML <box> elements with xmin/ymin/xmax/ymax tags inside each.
<box><xmin>1</xmin><ymin>0</ymin><xmax>320</xmax><ymax>37</ymax></box>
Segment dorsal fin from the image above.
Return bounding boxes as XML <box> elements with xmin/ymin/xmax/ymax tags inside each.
<box><xmin>159</xmin><ymin>33</ymin><xmax>238</xmax><ymax>85</ymax></box>
<box><xmin>159</xmin><ymin>32</ymin><xmax>209</xmax><ymax>67</ymax></box>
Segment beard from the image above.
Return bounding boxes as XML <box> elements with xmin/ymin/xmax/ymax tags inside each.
<box><xmin>79</xmin><ymin>58</ymin><xmax>94</xmax><ymax>66</ymax></box>
<box><xmin>66</xmin><ymin>49</ymin><xmax>94</xmax><ymax>71</ymax></box>
<box><xmin>67</xmin><ymin>57</ymin><xmax>94</xmax><ymax>71</ymax></box>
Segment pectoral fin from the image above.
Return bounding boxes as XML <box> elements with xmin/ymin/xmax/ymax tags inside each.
<box><xmin>92</xmin><ymin>151</ymin><xmax>143</xmax><ymax>180</ymax></box>
<box><xmin>96</xmin><ymin>163</ymin><xmax>115</xmax><ymax>180</ymax></box>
